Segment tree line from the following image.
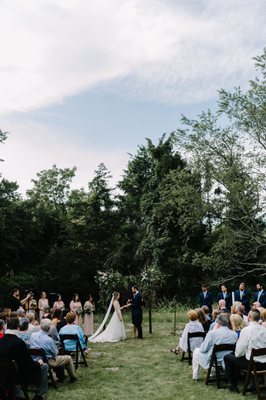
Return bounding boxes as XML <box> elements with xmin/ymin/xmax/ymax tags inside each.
<box><xmin>0</xmin><ymin>50</ymin><xmax>265</xmax><ymax>307</ymax></box>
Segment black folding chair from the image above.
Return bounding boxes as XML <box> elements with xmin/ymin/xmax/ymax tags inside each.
<box><xmin>29</xmin><ymin>348</ymin><xmax>57</xmax><ymax>388</ymax></box>
<box><xmin>59</xmin><ymin>334</ymin><xmax>88</xmax><ymax>369</ymax></box>
<box><xmin>0</xmin><ymin>359</ymin><xmax>29</xmax><ymax>400</ymax></box>
<box><xmin>181</xmin><ymin>331</ymin><xmax>206</xmax><ymax>365</ymax></box>
<box><xmin>205</xmin><ymin>343</ymin><xmax>236</xmax><ymax>388</ymax></box>
<box><xmin>242</xmin><ymin>347</ymin><xmax>266</xmax><ymax>400</ymax></box>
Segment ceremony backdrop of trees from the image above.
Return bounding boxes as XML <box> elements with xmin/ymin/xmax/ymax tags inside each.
<box><xmin>0</xmin><ymin>50</ymin><xmax>266</xmax><ymax>306</ymax></box>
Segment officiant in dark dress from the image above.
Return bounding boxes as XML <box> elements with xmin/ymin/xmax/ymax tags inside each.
<box><xmin>129</xmin><ymin>286</ymin><xmax>143</xmax><ymax>339</ymax></box>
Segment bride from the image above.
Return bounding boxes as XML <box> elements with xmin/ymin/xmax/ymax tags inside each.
<box><xmin>88</xmin><ymin>291</ymin><xmax>126</xmax><ymax>343</ymax></box>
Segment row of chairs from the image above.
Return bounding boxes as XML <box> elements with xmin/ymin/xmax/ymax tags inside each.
<box><xmin>180</xmin><ymin>331</ymin><xmax>266</xmax><ymax>400</ymax></box>
<box><xmin>0</xmin><ymin>333</ymin><xmax>88</xmax><ymax>399</ymax></box>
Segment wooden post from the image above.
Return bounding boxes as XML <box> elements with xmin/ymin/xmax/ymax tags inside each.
<box><xmin>173</xmin><ymin>303</ymin><xmax>177</xmax><ymax>335</ymax></box>
<box><xmin>149</xmin><ymin>301</ymin><xmax>152</xmax><ymax>334</ymax></box>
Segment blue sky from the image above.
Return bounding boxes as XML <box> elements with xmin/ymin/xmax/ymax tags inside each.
<box><xmin>0</xmin><ymin>0</ymin><xmax>265</xmax><ymax>194</ymax></box>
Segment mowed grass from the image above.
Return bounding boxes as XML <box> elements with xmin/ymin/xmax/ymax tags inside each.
<box><xmin>50</xmin><ymin>309</ymin><xmax>248</xmax><ymax>400</ymax></box>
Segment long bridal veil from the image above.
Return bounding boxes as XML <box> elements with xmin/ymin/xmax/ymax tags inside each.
<box><xmin>87</xmin><ymin>295</ymin><xmax>114</xmax><ymax>342</ymax></box>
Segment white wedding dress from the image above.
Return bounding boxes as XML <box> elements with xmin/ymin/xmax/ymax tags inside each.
<box><xmin>88</xmin><ymin>299</ymin><xmax>126</xmax><ymax>343</ymax></box>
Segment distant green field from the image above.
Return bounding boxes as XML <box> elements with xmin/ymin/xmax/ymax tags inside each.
<box><xmin>50</xmin><ymin>309</ymin><xmax>250</xmax><ymax>400</ymax></box>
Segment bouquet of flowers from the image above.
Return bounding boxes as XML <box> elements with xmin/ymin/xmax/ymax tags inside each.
<box><xmin>76</xmin><ymin>306</ymin><xmax>83</xmax><ymax>315</ymax></box>
<box><xmin>83</xmin><ymin>304</ymin><xmax>95</xmax><ymax>315</ymax></box>
<box><xmin>29</xmin><ymin>299</ymin><xmax>37</xmax><ymax>310</ymax></box>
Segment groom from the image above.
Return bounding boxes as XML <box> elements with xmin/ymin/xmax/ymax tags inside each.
<box><xmin>130</xmin><ymin>286</ymin><xmax>143</xmax><ymax>339</ymax></box>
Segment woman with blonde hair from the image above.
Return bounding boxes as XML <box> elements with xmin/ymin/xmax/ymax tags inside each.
<box><xmin>230</xmin><ymin>313</ymin><xmax>244</xmax><ymax>338</ymax></box>
<box><xmin>261</xmin><ymin>308</ymin><xmax>266</xmax><ymax>328</ymax></box>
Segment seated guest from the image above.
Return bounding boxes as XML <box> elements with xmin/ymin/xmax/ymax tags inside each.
<box><xmin>229</xmin><ymin>314</ymin><xmax>244</xmax><ymax>338</ymax></box>
<box><xmin>51</xmin><ymin>309</ymin><xmax>62</xmax><ymax>327</ymax></box>
<box><xmin>202</xmin><ymin>306</ymin><xmax>212</xmax><ymax>321</ymax></box>
<box><xmin>196</xmin><ymin>308</ymin><xmax>209</xmax><ymax>332</ymax></box>
<box><xmin>201</xmin><ymin>306</ymin><xmax>212</xmax><ymax>331</ymax></box>
<box><xmin>217</xmin><ymin>284</ymin><xmax>232</xmax><ymax>310</ymax></box>
<box><xmin>252</xmin><ymin>301</ymin><xmax>261</xmax><ymax>310</ymax></box>
<box><xmin>43</xmin><ymin>306</ymin><xmax>51</xmax><ymax>319</ymax></box>
<box><xmin>209</xmin><ymin>310</ymin><xmax>221</xmax><ymax>331</ymax></box>
<box><xmin>28</xmin><ymin>312</ymin><xmax>40</xmax><ymax>331</ymax></box>
<box><xmin>0</xmin><ymin>309</ymin><xmax>11</xmax><ymax>322</ymax></box>
<box><xmin>218</xmin><ymin>299</ymin><xmax>229</xmax><ymax>313</ymax></box>
<box><xmin>0</xmin><ymin>320</ymin><xmax>5</xmax><ymax>339</ymax></box>
<box><xmin>224</xmin><ymin>309</ymin><xmax>266</xmax><ymax>393</ymax></box>
<box><xmin>261</xmin><ymin>309</ymin><xmax>266</xmax><ymax>328</ymax></box>
<box><xmin>57</xmin><ymin>309</ymin><xmax>69</xmax><ymax>332</ymax></box>
<box><xmin>17</xmin><ymin>308</ymin><xmax>26</xmax><ymax>320</ymax></box>
<box><xmin>171</xmin><ymin>310</ymin><xmax>204</xmax><ymax>354</ymax></box>
<box><xmin>48</xmin><ymin>323</ymin><xmax>60</xmax><ymax>348</ymax></box>
<box><xmin>192</xmin><ymin>313</ymin><xmax>238</xmax><ymax>380</ymax></box>
<box><xmin>0</xmin><ymin>317</ymin><xmax>48</xmax><ymax>400</ymax></box>
<box><xmin>231</xmin><ymin>302</ymin><xmax>248</xmax><ymax>324</ymax></box>
<box><xmin>19</xmin><ymin>317</ymin><xmax>32</xmax><ymax>345</ymax></box>
<box><xmin>59</xmin><ymin>312</ymin><xmax>87</xmax><ymax>352</ymax></box>
<box><xmin>29</xmin><ymin>318</ymin><xmax>77</xmax><ymax>383</ymax></box>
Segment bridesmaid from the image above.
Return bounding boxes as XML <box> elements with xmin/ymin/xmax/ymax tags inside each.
<box><xmin>70</xmin><ymin>293</ymin><xmax>83</xmax><ymax>326</ymax></box>
<box><xmin>83</xmin><ymin>294</ymin><xmax>95</xmax><ymax>337</ymax></box>
<box><xmin>38</xmin><ymin>291</ymin><xmax>49</xmax><ymax>322</ymax></box>
<box><xmin>53</xmin><ymin>294</ymin><xmax>65</xmax><ymax>311</ymax></box>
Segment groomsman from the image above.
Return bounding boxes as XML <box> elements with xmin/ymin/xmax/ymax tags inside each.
<box><xmin>217</xmin><ymin>284</ymin><xmax>232</xmax><ymax>311</ymax></box>
<box><xmin>254</xmin><ymin>283</ymin><xmax>266</xmax><ymax>308</ymax></box>
<box><xmin>234</xmin><ymin>282</ymin><xmax>250</xmax><ymax>313</ymax></box>
<box><xmin>199</xmin><ymin>284</ymin><xmax>213</xmax><ymax>314</ymax></box>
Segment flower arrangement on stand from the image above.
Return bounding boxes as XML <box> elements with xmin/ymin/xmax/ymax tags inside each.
<box><xmin>95</xmin><ymin>269</ymin><xmax>131</xmax><ymax>310</ymax></box>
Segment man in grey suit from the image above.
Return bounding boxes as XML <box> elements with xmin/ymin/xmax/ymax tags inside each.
<box><xmin>192</xmin><ymin>314</ymin><xmax>238</xmax><ymax>380</ymax></box>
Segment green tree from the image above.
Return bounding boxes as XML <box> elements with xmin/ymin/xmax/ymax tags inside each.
<box><xmin>175</xmin><ymin>50</ymin><xmax>266</xmax><ymax>284</ymax></box>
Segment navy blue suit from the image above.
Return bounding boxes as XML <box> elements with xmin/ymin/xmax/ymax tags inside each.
<box><xmin>234</xmin><ymin>289</ymin><xmax>250</xmax><ymax>313</ymax></box>
<box><xmin>254</xmin><ymin>290</ymin><xmax>266</xmax><ymax>308</ymax></box>
<box><xmin>217</xmin><ymin>292</ymin><xmax>232</xmax><ymax>310</ymax></box>
<box><xmin>199</xmin><ymin>291</ymin><xmax>213</xmax><ymax>314</ymax></box>
<box><xmin>131</xmin><ymin>292</ymin><xmax>143</xmax><ymax>339</ymax></box>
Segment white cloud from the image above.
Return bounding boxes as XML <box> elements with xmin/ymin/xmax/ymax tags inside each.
<box><xmin>0</xmin><ymin>120</ymin><xmax>129</xmax><ymax>195</ymax></box>
<box><xmin>0</xmin><ymin>0</ymin><xmax>265</xmax><ymax>114</ymax></box>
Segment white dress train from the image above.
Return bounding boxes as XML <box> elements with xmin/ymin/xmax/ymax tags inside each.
<box><xmin>89</xmin><ymin>300</ymin><xmax>126</xmax><ymax>343</ymax></box>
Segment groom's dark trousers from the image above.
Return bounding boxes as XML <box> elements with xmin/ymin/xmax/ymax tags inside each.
<box><xmin>132</xmin><ymin>292</ymin><xmax>143</xmax><ymax>339</ymax></box>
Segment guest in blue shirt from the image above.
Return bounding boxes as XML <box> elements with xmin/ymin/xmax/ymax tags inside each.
<box><xmin>29</xmin><ymin>318</ymin><xmax>77</xmax><ymax>383</ymax></box>
<box><xmin>59</xmin><ymin>312</ymin><xmax>87</xmax><ymax>352</ymax></box>
<box><xmin>19</xmin><ymin>317</ymin><xmax>32</xmax><ymax>345</ymax></box>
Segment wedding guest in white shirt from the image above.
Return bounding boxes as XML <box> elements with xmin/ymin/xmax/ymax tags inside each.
<box><xmin>224</xmin><ymin>309</ymin><xmax>266</xmax><ymax>393</ymax></box>
<box><xmin>170</xmin><ymin>310</ymin><xmax>204</xmax><ymax>354</ymax></box>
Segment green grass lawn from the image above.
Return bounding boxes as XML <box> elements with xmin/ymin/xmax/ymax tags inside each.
<box><xmin>50</xmin><ymin>309</ymin><xmax>252</xmax><ymax>400</ymax></box>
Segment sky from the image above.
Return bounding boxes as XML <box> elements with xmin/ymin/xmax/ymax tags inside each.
<box><xmin>0</xmin><ymin>0</ymin><xmax>265</xmax><ymax>195</ymax></box>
